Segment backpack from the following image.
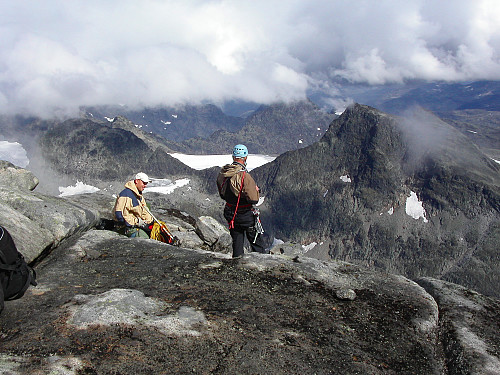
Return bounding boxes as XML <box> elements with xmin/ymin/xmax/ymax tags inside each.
<box><xmin>150</xmin><ymin>221</ymin><xmax>180</xmax><ymax>246</ymax></box>
<box><xmin>0</xmin><ymin>225</ymin><xmax>37</xmax><ymax>310</ymax></box>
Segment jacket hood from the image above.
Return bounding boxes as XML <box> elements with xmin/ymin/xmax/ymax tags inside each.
<box><xmin>220</xmin><ymin>163</ymin><xmax>245</xmax><ymax>178</ymax></box>
<box><xmin>124</xmin><ymin>180</ymin><xmax>141</xmax><ymax>196</ymax></box>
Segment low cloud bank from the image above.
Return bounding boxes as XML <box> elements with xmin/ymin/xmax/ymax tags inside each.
<box><xmin>1</xmin><ymin>1</ymin><xmax>499</xmax><ymax>117</ymax></box>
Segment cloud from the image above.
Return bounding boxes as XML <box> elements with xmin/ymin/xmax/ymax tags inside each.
<box><xmin>0</xmin><ymin>0</ymin><xmax>499</xmax><ymax>117</ymax></box>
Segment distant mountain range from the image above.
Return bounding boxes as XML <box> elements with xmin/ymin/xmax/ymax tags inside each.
<box><xmin>337</xmin><ymin>80</ymin><xmax>500</xmax><ymax>113</ymax></box>
<box><xmin>81</xmin><ymin>81</ymin><xmax>500</xmax><ymax>157</ymax></box>
<box><xmin>83</xmin><ymin>100</ymin><xmax>335</xmax><ymax>155</ymax></box>
<box><xmin>83</xmin><ymin>103</ymin><xmax>245</xmax><ymax>142</ymax></box>
<box><xmin>323</xmin><ymin>80</ymin><xmax>500</xmax><ymax>160</ymax></box>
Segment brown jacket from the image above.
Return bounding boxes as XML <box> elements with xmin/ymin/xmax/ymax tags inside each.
<box><xmin>217</xmin><ymin>162</ymin><xmax>259</xmax><ymax>206</ymax></box>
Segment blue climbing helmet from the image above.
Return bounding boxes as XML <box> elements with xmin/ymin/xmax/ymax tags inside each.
<box><xmin>232</xmin><ymin>144</ymin><xmax>248</xmax><ymax>158</ymax></box>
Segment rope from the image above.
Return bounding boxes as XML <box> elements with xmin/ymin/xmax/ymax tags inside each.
<box><xmin>228</xmin><ymin>170</ymin><xmax>246</xmax><ymax>230</ymax></box>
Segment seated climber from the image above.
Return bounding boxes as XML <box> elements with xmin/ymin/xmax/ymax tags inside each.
<box><xmin>113</xmin><ymin>172</ymin><xmax>154</xmax><ymax>238</ymax></box>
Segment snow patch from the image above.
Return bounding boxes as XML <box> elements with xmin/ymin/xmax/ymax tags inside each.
<box><xmin>168</xmin><ymin>153</ymin><xmax>275</xmax><ymax>171</ymax></box>
<box><xmin>405</xmin><ymin>191</ymin><xmax>428</xmax><ymax>222</ymax></box>
<box><xmin>302</xmin><ymin>242</ymin><xmax>317</xmax><ymax>252</ymax></box>
<box><xmin>146</xmin><ymin>178</ymin><xmax>190</xmax><ymax>194</ymax></box>
<box><xmin>59</xmin><ymin>181</ymin><xmax>100</xmax><ymax>197</ymax></box>
<box><xmin>104</xmin><ymin>116</ymin><xmax>114</xmax><ymax>122</ymax></box>
<box><xmin>493</xmin><ymin>158</ymin><xmax>500</xmax><ymax>164</ymax></box>
<box><xmin>340</xmin><ymin>175</ymin><xmax>351</xmax><ymax>183</ymax></box>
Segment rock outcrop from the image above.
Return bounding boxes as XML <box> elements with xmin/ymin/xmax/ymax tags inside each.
<box><xmin>0</xmin><ymin>184</ymin><xmax>101</xmax><ymax>263</ymax></box>
<box><xmin>0</xmin><ymin>165</ymin><xmax>229</xmax><ymax>263</ymax></box>
<box><xmin>0</xmin><ymin>161</ymin><xmax>39</xmax><ymax>191</ymax></box>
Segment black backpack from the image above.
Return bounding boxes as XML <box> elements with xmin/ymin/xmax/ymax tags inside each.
<box><xmin>0</xmin><ymin>225</ymin><xmax>37</xmax><ymax>311</ymax></box>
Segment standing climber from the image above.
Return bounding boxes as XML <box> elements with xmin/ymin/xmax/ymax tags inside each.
<box><xmin>217</xmin><ymin>144</ymin><xmax>267</xmax><ymax>258</ymax></box>
<box><xmin>113</xmin><ymin>172</ymin><xmax>153</xmax><ymax>238</ymax></box>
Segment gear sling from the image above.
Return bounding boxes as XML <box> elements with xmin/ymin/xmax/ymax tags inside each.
<box><xmin>227</xmin><ymin>170</ymin><xmax>246</xmax><ymax>229</ymax></box>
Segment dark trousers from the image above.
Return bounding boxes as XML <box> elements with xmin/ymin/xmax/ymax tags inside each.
<box><xmin>229</xmin><ymin>225</ymin><xmax>266</xmax><ymax>258</ymax></box>
<box><xmin>224</xmin><ymin>206</ymin><xmax>267</xmax><ymax>258</ymax></box>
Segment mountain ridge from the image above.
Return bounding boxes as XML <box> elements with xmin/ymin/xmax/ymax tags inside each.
<box><xmin>253</xmin><ymin>103</ymin><xmax>500</xmax><ymax>297</ymax></box>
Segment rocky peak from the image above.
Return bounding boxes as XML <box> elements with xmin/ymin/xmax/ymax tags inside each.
<box><xmin>254</xmin><ymin>103</ymin><xmax>500</xmax><ymax>298</ymax></box>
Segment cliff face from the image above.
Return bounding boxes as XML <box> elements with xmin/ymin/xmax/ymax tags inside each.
<box><xmin>1</xmin><ymin>165</ymin><xmax>499</xmax><ymax>375</ymax></box>
<box><xmin>254</xmin><ymin>104</ymin><xmax>500</xmax><ymax>298</ymax></box>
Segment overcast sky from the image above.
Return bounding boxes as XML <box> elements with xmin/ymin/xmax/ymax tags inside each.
<box><xmin>1</xmin><ymin>0</ymin><xmax>499</xmax><ymax>117</ymax></box>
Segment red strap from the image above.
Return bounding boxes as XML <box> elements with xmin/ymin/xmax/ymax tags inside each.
<box><xmin>228</xmin><ymin>171</ymin><xmax>246</xmax><ymax>230</ymax></box>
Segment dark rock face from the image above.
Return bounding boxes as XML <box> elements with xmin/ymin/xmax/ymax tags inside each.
<box><xmin>254</xmin><ymin>104</ymin><xmax>500</xmax><ymax>298</ymax></box>
<box><xmin>230</xmin><ymin>100</ymin><xmax>335</xmax><ymax>154</ymax></box>
<box><xmin>40</xmin><ymin>119</ymin><xmax>151</xmax><ymax>181</ymax></box>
